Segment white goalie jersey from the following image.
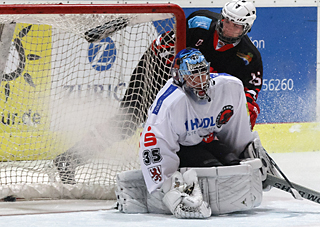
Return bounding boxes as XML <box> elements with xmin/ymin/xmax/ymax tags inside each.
<box><xmin>139</xmin><ymin>74</ymin><xmax>254</xmax><ymax>193</ymax></box>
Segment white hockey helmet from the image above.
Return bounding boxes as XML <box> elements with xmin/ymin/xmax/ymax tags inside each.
<box><xmin>172</xmin><ymin>48</ymin><xmax>211</xmax><ymax>101</ymax></box>
<box><xmin>217</xmin><ymin>0</ymin><xmax>257</xmax><ymax>44</ymax></box>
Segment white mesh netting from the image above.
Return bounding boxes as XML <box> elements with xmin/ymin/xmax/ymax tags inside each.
<box><xmin>0</xmin><ymin>10</ymin><xmax>177</xmax><ymax>199</ymax></box>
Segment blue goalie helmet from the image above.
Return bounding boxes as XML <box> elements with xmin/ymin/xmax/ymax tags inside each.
<box><xmin>172</xmin><ymin>48</ymin><xmax>211</xmax><ymax>101</ymax></box>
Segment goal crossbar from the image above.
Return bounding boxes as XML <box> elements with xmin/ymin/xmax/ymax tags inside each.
<box><xmin>0</xmin><ymin>3</ymin><xmax>186</xmax><ymax>200</ymax></box>
<box><xmin>0</xmin><ymin>3</ymin><xmax>186</xmax><ymax>54</ymax></box>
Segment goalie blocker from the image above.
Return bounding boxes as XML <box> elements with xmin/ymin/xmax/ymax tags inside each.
<box><xmin>116</xmin><ymin>158</ymin><xmax>262</xmax><ymax>217</ymax></box>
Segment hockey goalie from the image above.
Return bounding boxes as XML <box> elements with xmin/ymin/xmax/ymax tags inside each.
<box><xmin>115</xmin><ymin>48</ymin><xmax>279</xmax><ymax>218</ymax></box>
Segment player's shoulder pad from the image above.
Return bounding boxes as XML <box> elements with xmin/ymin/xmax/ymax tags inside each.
<box><xmin>187</xmin><ymin>10</ymin><xmax>219</xmax><ymax>21</ymax></box>
<box><xmin>210</xmin><ymin>73</ymin><xmax>244</xmax><ymax>87</ymax></box>
<box><xmin>210</xmin><ymin>72</ymin><xmax>232</xmax><ymax>79</ymax></box>
<box><xmin>151</xmin><ymin>79</ymin><xmax>185</xmax><ymax>115</ymax></box>
<box><xmin>188</xmin><ymin>15</ymin><xmax>212</xmax><ymax>31</ymax></box>
<box><xmin>187</xmin><ymin>10</ymin><xmax>219</xmax><ymax>31</ymax></box>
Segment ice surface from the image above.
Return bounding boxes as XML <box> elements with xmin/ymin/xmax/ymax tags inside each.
<box><xmin>0</xmin><ymin>151</ymin><xmax>320</xmax><ymax>227</ymax></box>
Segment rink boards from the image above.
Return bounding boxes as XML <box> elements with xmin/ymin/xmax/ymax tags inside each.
<box><xmin>256</xmin><ymin>122</ymin><xmax>320</xmax><ymax>153</ymax></box>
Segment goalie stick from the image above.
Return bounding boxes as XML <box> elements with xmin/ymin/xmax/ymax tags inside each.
<box><xmin>265</xmin><ymin>152</ymin><xmax>302</xmax><ymax>200</ymax></box>
<box><xmin>264</xmin><ymin>174</ymin><xmax>320</xmax><ymax>205</ymax></box>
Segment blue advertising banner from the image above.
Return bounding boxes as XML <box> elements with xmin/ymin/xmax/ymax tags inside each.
<box><xmin>183</xmin><ymin>7</ymin><xmax>317</xmax><ymax>124</ymax></box>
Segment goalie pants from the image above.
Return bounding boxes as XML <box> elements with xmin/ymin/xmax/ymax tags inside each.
<box><xmin>178</xmin><ymin>140</ymin><xmax>241</xmax><ymax>167</ymax></box>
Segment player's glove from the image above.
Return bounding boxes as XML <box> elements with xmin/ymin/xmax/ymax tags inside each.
<box><xmin>162</xmin><ymin>170</ymin><xmax>211</xmax><ymax>219</ymax></box>
<box><xmin>151</xmin><ymin>31</ymin><xmax>175</xmax><ymax>65</ymax></box>
<box><xmin>247</xmin><ymin>100</ymin><xmax>260</xmax><ymax>130</ymax></box>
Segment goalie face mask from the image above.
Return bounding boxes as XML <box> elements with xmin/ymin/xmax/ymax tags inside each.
<box><xmin>216</xmin><ymin>0</ymin><xmax>257</xmax><ymax>44</ymax></box>
<box><xmin>172</xmin><ymin>48</ymin><xmax>210</xmax><ymax>102</ymax></box>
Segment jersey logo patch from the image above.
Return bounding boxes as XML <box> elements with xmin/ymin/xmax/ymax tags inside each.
<box><xmin>148</xmin><ymin>165</ymin><xmax>162</xmax><ymax>184</ymax></box>
<box><xmin>144</xmin><ymin>126</ymin><xmax>157</xmax><ymax>147</ymax></box>
<box><xmin>202</xmin><ymin>132</ymin><xmax>216</xmax><ymax>143</ymax></box>
<box><xmin>216</xmin><ymin>105</ymin><xmax>234</xmax><ymax>128</ymax></box>
<box><xmin>236</xmin><ymin>52</ymin><xmax>253</xmax><ymax>65</ymax></box>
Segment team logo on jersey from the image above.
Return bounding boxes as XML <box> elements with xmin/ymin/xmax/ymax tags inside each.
<box><xmin>216</xmin><ymin>105</ymin><xmax>234</xmax><ymax>128</ymax></box>
<box><xmin>236</xmin><ymin>52</ymin><xmax>253</xmax><ymax>65</ymax></box>
<box><xmin>185</xmin><ymin>116</ymin><xmax>216</xmax><ymax>131</ymax></box>
<box><xmin>202</xmin><ymin>132</ymin><xmax>215</xmax><ymax>143</ymax></box>
<box><xmin>148</xmin><ymin>165</ymin><xmax>162</xmax><ymax>184</ymax></box>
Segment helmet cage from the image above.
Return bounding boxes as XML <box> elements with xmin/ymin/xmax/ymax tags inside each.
<box><xmin>172</xmin><ymin>50</ymin><xmax>210</xmax><ymax>100</ymax></box>
<box><xmin>216</xmin><ymin>15</ymin><xmax>251</xmax><ymax>44</ymax></box>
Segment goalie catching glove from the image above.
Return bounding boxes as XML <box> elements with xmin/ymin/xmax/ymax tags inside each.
<box><xmin>162</xmin><ymin>169</ymin><xmax>211</xmax><ymax>219</ymax></box>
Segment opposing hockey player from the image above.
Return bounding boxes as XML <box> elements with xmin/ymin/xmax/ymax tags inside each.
<box><xmin>116</xmin><ymin>48</ymin><xmax>277</xmax><ymax>218</ymax></box>
<box><xmin>186</xmin><ymin>0</ymin><xmax>262</xmax><ymax>129</ymax></box>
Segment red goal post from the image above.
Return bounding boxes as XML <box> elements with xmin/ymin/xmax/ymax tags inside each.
<box><xmin>0</xmin><ymin>3</ymin><xmax>186</xmax><ymax>200</ymax></box>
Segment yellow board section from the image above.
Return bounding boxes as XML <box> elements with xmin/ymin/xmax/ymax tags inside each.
<box><xmin>255</xmin><ymin>122</ymin><xmax>320</xmax><ymax>153</ymax></box>
<box><xmin>0</xmin><ymin>24</ymin><xmax>51</xmax><ymax>132</ymax></box>
<box><xmin>0</xmin><ymin>131</ymin><xmax>71</xmax><ymax>161</ymax></box>
<box><xmin>0</xmin><ymin>24</ymin><xmax>69</xmax><ymax>161</ymax></box>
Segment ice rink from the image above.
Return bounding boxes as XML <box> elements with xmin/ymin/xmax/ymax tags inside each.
<box><xmin>1</xmin><ymin>151</ymin><xmax>320</xmax><ymax>227</ymax></box>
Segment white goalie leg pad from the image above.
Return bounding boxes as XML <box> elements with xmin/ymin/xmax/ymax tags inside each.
<box><xmin>116</xmin><ymin>169</ymin><xmax>171</xmax><ymax>214</ymax></box>
<box><xmin>244</xmin><ymin>131</ymin><xmax>280</xmax><ymax>191</ymax></box>
<box><xmin>116</xmin><ymin>169</ymin><xmax>148</xmax><ymax>213</ymax></box>
<box><xmin>147</xmin><ymin>189</ymin><xmax>171</xmax><ymax>214</ymax></box>
<box><xmin>181</xmin><ymin>159</ymin><xmax>263</xmax><ymax>215</ymax></box>
<box><xmin>162</xmin><ymin>170</ymin><xmax>212</xmax><ymax>219</ymax></box>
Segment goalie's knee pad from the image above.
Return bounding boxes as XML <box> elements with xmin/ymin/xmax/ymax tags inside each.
<box><xmin>116</xmin><ymin>170</ymin><xmax>148</xmax><ymax>213</ymax></box>
<box><xmin>242</xmin><ymin>131</ymin><xmax>280</xmax><ymax>191</ymax></box>
<box><xmin>181</xmin><ymin>159</ymin><xmax>263</xmax><ymax>215</ymax></box>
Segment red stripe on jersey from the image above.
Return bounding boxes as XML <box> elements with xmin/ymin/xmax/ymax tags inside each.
<box><xmin>213</xmin><ymin>31</ymin><xmax>235</xmax><ymax>52</ymax></box>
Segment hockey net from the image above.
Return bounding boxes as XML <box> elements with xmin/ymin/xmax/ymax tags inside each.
<box><xmin>0</xmin><ymin>4</ymin><xmax>185</xmax><ymax>200</ymax></box>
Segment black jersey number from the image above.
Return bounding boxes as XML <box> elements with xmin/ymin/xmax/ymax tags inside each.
<box><xmin>249</xmin><ymin>72</ymin><xmax>262</xmax><ymax>86</ymax></box>
<box><xmin>142</xmin><ymin>148</ymin><xmax>163</xmax><ymax>166</ymax></box>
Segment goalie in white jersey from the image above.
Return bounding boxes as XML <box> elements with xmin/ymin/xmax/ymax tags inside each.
<box><xmin>116</xmin><ymin>48</ymin><xmax>279</xmax><ymax>218</ymax></box>
<box><xmin>140</xmin><ymin>47</ymin><xmax>253</xmax><ymax>191</ymax></box>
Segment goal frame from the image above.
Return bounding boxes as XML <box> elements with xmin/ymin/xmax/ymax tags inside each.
<box><xmin>0</xmin><ymin>3</ymin><xmax>186</xmax><ymax>200</ymax></box>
